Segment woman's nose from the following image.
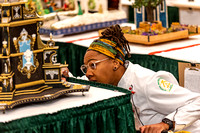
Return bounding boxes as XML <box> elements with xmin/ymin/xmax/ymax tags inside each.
<box><xmin>85</xmin><ymin>67</ymin><xmax>93</xmax><ymax>78</ymax></box>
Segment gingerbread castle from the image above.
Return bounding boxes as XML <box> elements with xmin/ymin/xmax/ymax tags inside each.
<box><xmin>0</xmin><ymin>0</ymin><xmax>89</xmax><ymax>112</ymax></box>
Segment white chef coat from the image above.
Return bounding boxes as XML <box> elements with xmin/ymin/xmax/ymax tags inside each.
<box><xmin>117</xmin><ymin>61</ymin><xmax>200</xmax><ymax>132</ymax></box>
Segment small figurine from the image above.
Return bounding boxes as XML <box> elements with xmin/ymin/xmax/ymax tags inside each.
<box><xmin>98</xmin><ymin>4</ymin><xmax>103</xmax><ymax>13</ymax></box>
<box><xmin>24</xmin><ymin>49</ymin><xmax>33</xmax><ymax>71</ymax></box>
<box><xmin>46</xmin><ymin>0</ymin><xmax>58</xmax><ymax>13</ymax></box>
<box><xmin>63</xmin><ymin>0</ymin><xmax>70</xmax><ymax>11</ymax></box>
<box><xmin>2</xmin><ymin>40</ymin><xmax>9</xmax><ymax>56</ymax></box>
<box><xmin>2</xmin><ymin>41</ymin><xmax>10</xmax><ymax>74</ymax></box>
<box><xmin>63</xmin><ymin>0</ymin><xmax>75</xmax><ymax>11</ymax></box>
<box><xmin>47</xmin><ymin>33</ymin><xmax>55</xmax><ymax>47</ymax></box>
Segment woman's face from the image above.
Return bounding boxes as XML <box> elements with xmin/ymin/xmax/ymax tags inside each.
<box><xmin>83</xmin><ymin>50</ymin><xmax>116</xmax><ymax>85</ymax></box>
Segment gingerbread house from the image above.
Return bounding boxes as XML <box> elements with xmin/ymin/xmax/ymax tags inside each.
<box><xmin>134</xmin><ymin>0</ymin><xmax>168</xmax><ymax>28</ymax></box>
<box><xmin>0</xmin><ymin>0</ymin><xmax>89</xmax><ymax>112</ymax></box>
<box><xmin>39</xmin><ymin>0</ymin><xmax>127</xmax><ymax>36</ymax></box>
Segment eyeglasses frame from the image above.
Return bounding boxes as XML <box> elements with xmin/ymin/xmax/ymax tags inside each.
<box><xmin>80</xmin><ymin>58</ymin><xmax>109</xmax><ymax>74</ymax></box>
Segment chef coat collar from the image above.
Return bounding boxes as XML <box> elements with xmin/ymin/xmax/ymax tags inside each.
<box><xmin>117</xmin><ymin>61</ymin><xmax>134</xmax><ymax>90</ymax></box>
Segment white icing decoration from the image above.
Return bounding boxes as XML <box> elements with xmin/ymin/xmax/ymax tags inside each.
<box><xmin>46</xmin><ymin>70</ymin><xmax>59</xmax><ymax>79</ymax></box>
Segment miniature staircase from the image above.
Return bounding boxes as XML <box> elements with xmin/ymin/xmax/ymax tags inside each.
<box><xmin>0</xmin><ymin>91</ymin><xmax>14</xmax><ymax>100</ymax></box>
<box><xmin>14</xmin><ymin>85</ymin><xmax>53</xmax><ymax>96</ymax></box>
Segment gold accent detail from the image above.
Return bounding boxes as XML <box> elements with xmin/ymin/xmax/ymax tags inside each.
<box><xmin>15</xmin><ymin>85</ymin><xmax>48</xmax><ymax>93</ymax></box>
<box><xmin>15</xmin><ymin>86</ymin><xmax>53</xmax><ymax>96</ymax></box>
<box><xmin>7</xmin><ymin>26</ymin><xmax>11</xmax><ymax>62</ymax></box>
<box><xmin>36</xmin><ymin>22</ymin><xmax>48</xmax><ymax>49</ymax></box>
<box><xmin>0</xmin><ymin>18</ymin><xmax>43</xmax><ymax>27</ymax></box>
<box><xmin>0</xmin><ymin>98</ymin><xmax>13</xmax><ymax>100</ymax></box>
<box><xmin>50</xmin><ymin>51</ymin><xmax>57</xmax><ymax>64</ymax></box>
<box><xmin>45</xmin><ymin>82</ymin><xmax>63</xmax><ymax>84</ymax></box>
<box><xmin>1</xmin><ymin>72</ymin><xmax>14</xmax><ymax>77</ymax></box>
<box><xmin>14</xmin><ymin>29</ymin><xmax>39</xmax><ymax>79</ymax></box>
<box><xmin>0</xmin><ymin>91</ymin><xmax>15</xmax><ymax>95</ymax></box>
<box><xmin>12</xmin><ymin>5</ymin><xmax>22</xmax><ymax>20</ymax></box>
<box><xmin>45</xmin><ymin>79</ymin><xmax>60</xmax><ymax>82</ymax></box>
<box><xmin>17</xmin><ymin>53</ymin><xmax>39</xmax><ymax>79</ymax></box>
<box><xmin>0</xmin><ymin>2</ymin><xmax>26</xmax><ymax>6</ymax></box>
<box><xmin>0</xmin><ymin>91</ymin><xmax>14</xmax><ymax>100</ymax></box>
<box><xmin>37</xmin><ymin>33</ymin><xmax>47</xmax><ymax>49</ymax></box>
<box><xmin>72</xmin><ymin>84</ymin><xmax>85</xmax><ymax>89</ymax></box>
<box><xmin>9</xmin><ymin>49</ymin><xmax>44</xmax><ymax>57</ymax></box>
<box><xmin>0</xmin><ymin>95</ymin><xmax>13</xmax><ymax>98</ymax></box>
<box><xmin>43</xmin><ymin>64</ymin><xmax>68</xmax><ymax>68</ymax></box>
<box><xmin>6</xmin><ymin>10</ymin><xmax>10</xmax><ymax>17</ymax></box>
<box><xmin>13</xmin><ymin>37</ymin><xmax>19</xmax><ymax>53</ymax></box>
<box><xmin>44</xmin><ymin>46</ymin><xmax>59</xmax><ymax>50</ymax></box>
<box><xmin>33</xmin><ymin>49</ymin><xmax>44</xmax><ymax>53</ymax></box>
<box><xmin>0</xmin><ymin>55</ymin><xmax>10</xmax><ymax>58</ymax></box>
<box><xmin>0</xmin><ymin>77</ymin><xmax>9</xmax><ymax>80</ymax></box>
<box><xmin>23</xmin><ymin>6</ymin><xmax>36</xmax><ymax>19</ymax></box>
<box><xmin>15</xmin><ymin>80</ymin><xmax>45</xmax><ymax>89</ymax></box>
<box><xmin>0</xmin><ymin>101</ymin><xmax>13</xmax><ymax>105</ymax></box>
<box><xmin>11</xmin><ymin>53</ymin><xmax>23</xmax><ymax>57</ymax></box>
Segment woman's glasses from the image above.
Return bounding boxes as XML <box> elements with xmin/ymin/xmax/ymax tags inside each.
<box><xmin>80</xmin><ymin>58</ymin><xmax>109</xmax><ymax>74</ymax></box>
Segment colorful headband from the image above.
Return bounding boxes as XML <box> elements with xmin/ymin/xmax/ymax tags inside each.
<box><xmin>88</xmin><ymin>39</ymin><xmax>126</xmax><ymax>64</ymax></box>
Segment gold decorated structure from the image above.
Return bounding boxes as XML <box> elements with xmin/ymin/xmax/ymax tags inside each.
<box><xmin>0</xmin><ymin>0</ymin><xmax>89</xmax><ymax>112</ymax></box>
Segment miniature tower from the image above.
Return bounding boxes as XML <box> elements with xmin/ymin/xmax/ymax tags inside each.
<box><xmin>42</xmin><ymin>33</ymin><xmax>66</xmax><ymax>84</ymax></box>
<box><xmin>0</xmin><ymin>1</ymin><xmax>67</xmax><ymax>101</ymax></box>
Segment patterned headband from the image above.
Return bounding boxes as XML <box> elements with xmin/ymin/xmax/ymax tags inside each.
<box><xmin>88</xmin><ymin>39</ymin><xmax>126</xmax><ymax>64</ymax></box>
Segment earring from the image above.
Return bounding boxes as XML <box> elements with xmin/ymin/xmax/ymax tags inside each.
<box><xmin>113</xmin><ymin>67</ymin><xmax>117</xmax><ymax>71</ymax></box>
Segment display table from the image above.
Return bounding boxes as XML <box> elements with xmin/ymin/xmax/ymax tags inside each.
<box><xmin>41</xmin><ymin>23</ymin><xmax>200</xmax><ymax>63</ymax></box>
<box><xmin>0</xmin><ymin>78</ymin><xmax>136</xmax><ymax>133</ymax></box>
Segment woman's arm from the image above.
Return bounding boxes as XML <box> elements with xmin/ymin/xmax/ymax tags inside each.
<box><xmin>143</xmin><ymin>71</ymin><xmax>200</xmax><ymax>132</ymax></box>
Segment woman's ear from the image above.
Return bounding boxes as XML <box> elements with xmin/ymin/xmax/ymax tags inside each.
<box><xmin>112</xmin><ymin>59</ymin><xmax>120</xmax><ymax>71</ymax></box>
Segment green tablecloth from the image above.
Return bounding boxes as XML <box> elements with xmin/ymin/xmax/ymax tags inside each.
<box><xmin>0</xmin><ymin>78</ymin><xmax>136</xmax><ymax>133</ymax></box>
<box><xmin>56</xmin><ymin>42</ymin><xmax>87</xmax><ymax>77</ymax></box>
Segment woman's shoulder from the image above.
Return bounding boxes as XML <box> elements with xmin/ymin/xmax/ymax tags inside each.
<box><xmin>128</xmin><ymin>62</ymin><xmax>155</xmax><ymax>77</ymax></box>
<box><xmin>127</xmin><ymin>62</ymin><xmax>178</xmax><ymax>85</ymax></box>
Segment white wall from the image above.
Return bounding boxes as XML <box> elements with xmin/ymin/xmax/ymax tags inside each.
<box><xmin>121</xmin><ymin>0</ymin><xmax>134</xmax><ymax>6</ymax></box>
<box><xmin>168</xmin><ymin>0</ymin><xmax>200</xmax><ymax>7</ymax></box>
<box><xmin>168</xmin><ymin>0</ymin><xmax>200</xmax><ymax>25</ymax></box>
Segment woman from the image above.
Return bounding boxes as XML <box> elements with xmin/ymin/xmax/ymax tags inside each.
<box><xmin>62</xmin><ymin>24</ymin><xmax>200</xmax><ymax>133</ymax></box>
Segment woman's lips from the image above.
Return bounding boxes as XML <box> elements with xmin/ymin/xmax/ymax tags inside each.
<box><xmin>89</xmin><ymin>79</ymin><xmax>97</xmax><ymax>82</ymax></box>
